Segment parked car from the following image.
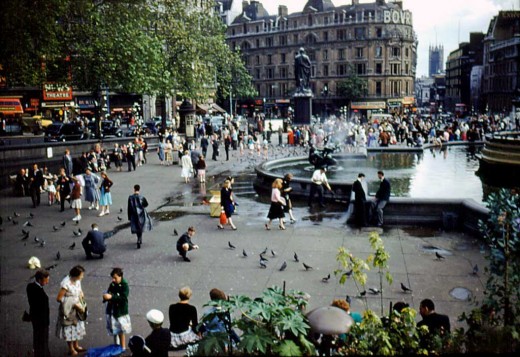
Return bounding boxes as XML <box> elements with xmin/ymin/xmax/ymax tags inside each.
<box><xmin>44</xmin><ymin>123</ymin><xmax>85</xmax><ymax>142</ymax></box>
<box><xmin>152</xmin><ymin>116</ymin><xmax>173</xmax><ymax>130</ymax></box>
<box><xmin>87</xmin><ymin>120</ymin><xmax>123</xmax><ymax>138</ymax></box>
<box><xmin>22</xmin><ymin>115</ymin><xmax>53</xmax><ymax>134</ymax></box>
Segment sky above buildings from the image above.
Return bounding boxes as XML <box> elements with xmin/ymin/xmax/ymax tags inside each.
<box><xmin>260</xmin><ymin>0</ymin><xmax>515</xmax><ymax>77</ymax></box>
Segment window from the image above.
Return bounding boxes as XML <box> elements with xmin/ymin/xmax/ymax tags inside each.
<box><xmin>243</xmin><ymin>23</ymin><xmax>247</xmax><ymax>34</ymax></box>
<box><xmin>405</xmin><ymin>47</ymin><xmax>409</xmax><ymax>57</ymax></box>
<box><xmin>266</xmin><ymin>68</ymin><xmax>274</xmax><ymax>79</ymax></box>
<box><xmin>391</xmin><ymin>63</ymin><xmax>400</xmax><ymax>75</ymax></box>
<box><xmin>337</xmin><ymin>64</ymin><xmax>347</xmax><ymax>76</ymax></box>
<box><xmin>337</xmin><ymin>29</ymin><xmax>346</xmax><ymax>40</ymax></box>
<box><xmin>375</xmin><ymin>46</ymin><xmax>382</xmax><ymax>58</ymax></box>
<box><xmin>356</xmin><ymin>47</ymin><xmax>364</xmax><ymax>59</ymax></box>
<box><xmin>255</xmin><ymin>69</ymin><xmax>260</xmax><ymax>79</ymax></box>
<box><xmin>323</xmin><ymin>64</ymin><xmax>329</xmax><ymax>76</ymax></box>
<box><xmin>308</xmin><ymin>51</ymin><xmax>316</xmax><ymax>62</ymax></box>
<box><xmin>376</xmin><ymin>81</ymin><xmax>382</xmax><ymax>96</ymax></box>
<box><xmin>392</xmin><ymin>47</ymin><xmax>401</xmax><ymax>57</ymax></box>
<box><xmin>354</xmin><ymin>27</ymin><xmax>366</xmax><ymax>40</ymax></box>
<box><xmin>232</xmin><ymin>29</ymin><xmax>235</xmax><ymax>36</ymax></box>
<box><xmin>376</xmin><ymin>63</ymin><xmax>382</xmax><ymax>74</ymax></box>
<box><xmin>323</xmin><ymin>49</ymin><xmax>328</xmax><ymax>61</ymax></box>
<box><xmin>279</xmin><ymin>35</ymin><xmax>287</xmax><ymax>46</ymax></box>
<box><xmin>267</xmin><ymin>55</ymin><xmax>272</xmax><ymax>65</ymax></box>
<box><xmin>308</xmin><ymin>14</ymin><xmax>313</xmax><ymax>26</ymax></box>
<box><xmin>266</xmin><ymin>37</ymin><xmax>273</xmax><ymax>47</ymax></box>
<box><xmin>281</xmin><ymin>53</ymin><xmax>286</xmax><ymax>63</ymax></box>
<box><xmin>256</xmin><ymin>25</ymin><xmax>260</xmax><ymax>33</ymax></box>
<box><xmin>256</xmin><ymin>55</ymin><xmax>260</xmax><ymax>65</ymax></box>
<box><xmin>375</xmin><ymin>27</ymin><xmax>382</xmax><ymax>38</ymax></box>
<box><xmin>293</xmin><ymin>34</ymin><xmax>298</xmax><ymax>43</ymax></box>
<box><xmin>356</xmin><ymin>63</ymin><xmax>366</xmax><ymax>75</ymax></box>
<box><xmin>293</xmin><ymin>20</ymin><xmax>298</xmax><ymax>28</ymax></box>
<box><xmin>305</xmin><ymin>34</ymin><xmax>316</xmax><ymax>45</ymax></box>
<box><xmin>279</xmin><ymin>67</ymin><xmax>287</xmax><ymax>79</ymax></box>
<box><xmin>323</xmin><ymin>31</ymin><xmax>328</xmax><ymax>42</ymax></box>
<box><xmin>243</xmin><ymin>56</ymin><xmax>250</xmax><ymax>66</ymax></box>
<box><xmin>324</xmin><ymin>16</ymin><xmax>329</xmax><ymax>25</ymax></box>
<box><xmin>338</xmin><ymin>48</ymin><xmax>345</xmax><ymax>60</ymax></box>
<box><xmin>405</xmin><ymin>63</ymin><xmax>409</xmax><ymax>74</ymax></box>
<box><xmin>256</xmin><ymin>39</ymin><xmax>260</xmax><ymax>48</ymax></box>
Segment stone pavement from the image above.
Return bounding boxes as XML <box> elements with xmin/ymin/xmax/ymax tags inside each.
<box><xmin>0</xmin><ymin>143</ymin><xmax>488</xmax><ymax>356</ymax></box>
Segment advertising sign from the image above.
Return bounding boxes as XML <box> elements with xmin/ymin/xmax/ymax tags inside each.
<box><xmin>43</xmin><ymin>83</ymin><xmax>73</xmax><ymax>101</ymax></box>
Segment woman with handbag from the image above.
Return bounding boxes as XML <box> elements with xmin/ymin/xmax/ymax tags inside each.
<box><xmin>265</xmin><ymin>178</ymin><xmax>287</xmax><ymax>230</ymax></box>
<box><xmin>103</xmin><ymin>267</ymin><xmax>132</xmax><ymax>350</ymax></box>
<box><xmin>56</xmin><ymin>265</ymin><xmax>87</xmax><ymax>356</ymax></box>
<box><xmin>218</xmin><ymin>180</ymin><xmax>237</xmax><ymax>230</ymax></box>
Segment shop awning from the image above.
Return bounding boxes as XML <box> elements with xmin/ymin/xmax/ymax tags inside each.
<box><xmin>210</xmin><ymin>103</ymin><xmax>226</xmax><ymax>114</ymax></box>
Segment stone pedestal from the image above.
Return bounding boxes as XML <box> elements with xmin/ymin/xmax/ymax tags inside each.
<box><xmin>293</xmin><ymin>93</ymin><xmax>313</xmax><ymax>125</ymax></box>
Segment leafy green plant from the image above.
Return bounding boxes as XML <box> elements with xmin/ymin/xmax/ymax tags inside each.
<box><xmin>196</xmin><ymin>286</ymin><xmax>315</xmax><ymax>356</ymax></box>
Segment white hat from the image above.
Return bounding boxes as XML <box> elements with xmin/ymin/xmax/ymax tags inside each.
<box><xmin>27</xmin><ymin>256</ymin><xmax>41</xmax><ymax>269</ymax></box>
<box><xmin>146</xmin><ymin>309</ymin><xmax>164</xmax><ymax>324</ymax></box>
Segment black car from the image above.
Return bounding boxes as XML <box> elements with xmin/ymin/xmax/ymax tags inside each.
<box><xmin>44</xmin><ymin>123</ymin><xmax>85</xmax><ymax>142</ymax></box>
<box><xmin>87</xmin><ymin>120</ymin><xmax>123</xmax><ymax>138</ymax></box>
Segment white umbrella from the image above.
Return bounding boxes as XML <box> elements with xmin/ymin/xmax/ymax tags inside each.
<box><xmin>306</xmin><ymin>306</ymin><xmax>354</xmax><ymax>335</ymax></box>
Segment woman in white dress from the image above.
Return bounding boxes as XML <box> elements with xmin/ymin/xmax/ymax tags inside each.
<box><xmin>181</xmin><ymin>150</ymin><xmax>193</xmax><ymax>183</ymax></box>
<box><xmin>56</xmin><ymin>265</ymin><xmax>87</xmax><ymax>356</ymax></box>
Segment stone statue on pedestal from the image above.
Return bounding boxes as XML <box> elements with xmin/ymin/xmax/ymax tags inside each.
<box><xmin>294</xmin><ymin>47</ymin><xmax>312</xmax><ymax>94</ymax></box>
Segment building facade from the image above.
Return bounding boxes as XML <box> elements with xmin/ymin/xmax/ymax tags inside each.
<box><xmin>444</xmin><ymin>32</ymin><xmax>484</xmax><ymax>115</ymax></box>
<box><xmin>224</xmin><ymin>0</ymin><xmax>417</xmax><ymax>118</ymax></box>
<box><xmin>482</xmin><ymin>11</ymin><xmax>520</xmax><ymax>114</ymax></box>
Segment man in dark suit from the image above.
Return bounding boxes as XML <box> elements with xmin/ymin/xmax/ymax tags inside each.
<box><xmin>26</xmin><ymin>269</ymin><xmax>50</xmax><ymax>357</ymax></box>
<box><xmin>352</xmin><ymin>173</ymin><xmax>368</xmax><ymax>227</ymax></box>
<box><xmin>62</xmin><ymin>148</ymin><xmax>73</xmax><ymax>177</ymax></box>
<box><xmin>370</xmin><ymin>170</ymin><xmax>391</xmax><ymax>227</ymax></box>
<box><xmin>29</xmin><ymin>163</ymin><xmax>44</xmax><ymax>208</ymax></box>
<box><xmin>82</xmin><ymin>223</ymin><xmax>106</xmax><ymax>259</ymax></box>
<box><xmin>418</xmin><ymin>298</ymin><xmax>451</xmax><ymax>336</ymax></box>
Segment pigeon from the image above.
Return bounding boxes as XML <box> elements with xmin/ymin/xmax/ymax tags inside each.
<box><xmin>69</xmin><ymin>242</ymin><xmax>76</xmax><ymax>250</ymax></box>
<box><xmin>322</xmin><ymin>274</ymin><xmax>331</xmax><ymax>282</ymax></box>
<box><xmin>259</xmin><ymin>253</ymin><xmax>268</xmax><ymax>261</ymax></box>
<box><xmin>75</xmin><ymin>220</ymin><xmax>79</xmax><ymax>226</ymax></box>
<box><xmin>359</xmin><ymin>290</ymin><xmax>367</xmax><ymax>297</ymax></box>
<box><xmin>25</xmin><ymin>221</ymin><xmax>32</xmax><ymax>226</ymax></box>
<box><xmin>369</xmin><ymin>288</ymin><xmax>381</xmax><ymax>295</ymax></box>
<box><xmin>342</xmin><ymin>269</ymin><xmax>353</xmax><ymax>279</ymax></box>
<box><xmin>73</xmin><ymin>230</ymin><xmax>81</xmax><ymax>237</ymax></box>
<box><xmin>119</xmin><ymin>207</ymin><xmax>123</xmax><ymax>213</ymax></box>
<box><xmin>400</xmin><ymin>282</ymin><xmax>413</xmax><ymax>293</ymax></box>
<box><xmin>117</xmin><ymin>216</ymin><xmax>123</xmax><ymax>221</ymax></box>
<box><xmin>56</xmin><ymin>251</ymin><xmax>61</xmax><ymax>260</ymax></box>
<box><xmin>29</xmin><ymin>213</ymin><xmax>34</xmax><ymax>218</ymax></box>
<box><xmin>279</xmin><ymin>261</ymin><xmax>287</xmax><ymax>271</ymax></box>
<box><xmin>242</xmin><ymin>249</ymin><xmax>248</xmax><ymax>257</ymax></box>
<box><xmin>13</xmin><ymin>220</ymin><xmax>19</xmax><ymax>225</ymax></box>
<box><xmin>472</xmin><ymin>264</ymin><xmax>479</xmax><ymax>275</ymax></box>
<box><xmin>271</xmin><ymin>249</ymin><xmax>276</xmax><ymax>257</ymax></box>
<box><xmin>34</xmin><ymin>236</ymin><xmax>40</xmax><ymax>243</ymax></box>
<box><xmin>228</xmin><ymin>241</ymin><xmax>236</xmax><ymax>250</ymax></box>
<box><xmin>435</xmin><ymin>251</ymin><xmax>445</xmax><ymax>260</ymax></box>
<box><xmin>260</xmin><ymin>247</ymin><xmax>268</xmax><ymax>255</ymax></box>
<box><xmin>60</xmin><ymin>221</ymin><xmax>66</xmax><ymax>227</ymax></box>
<box><xmin>14</xmin><ymin>211</ymin><xmax>20</xmax><ymax>217</ymax></box>
<box><xmin>45</xmin><ymin>264</ymin><xmax>58</xmax><ymax>271</ymax></box>
<box><xmin>53</xmin><ymin>226</ymin><xmax>59</xmax><ymax>232</ymax></box>
<box><xmin>259</xmin><ymin>259</ymin><xmax>267</xmax><ymax>269</ymax></box>
<box><xmin>21</xmin><ymin>233</ymin><xmax>29</xmax><ymax>241</ymax></box>
<box><xmin>78</xmin><ymin>228</ymin><xmax>82</xmax><ymax>234</ymax></box>
<box><xmin>39</xmin><ymin>240</ymin><xmax>46</xmax><ymax>247</ymax></box>
<box><xmin>7</xmin><ymin>216</ymin><xmax>13</xmax><ymax>222</ymax></box>
<box><xmin>294</xmin><ymin>252</ymin><xmax>299</xmax><ymax>262</ymax></box>
<box><xmin>303</xmin><ymin>263</ymin><xmax>313</xmax><ymax>271</ymax></box>
<box><xmin>22</xmin><ymin>229</ymin><xmax>29</xmax><ymax>235</ymax></box>
<box><xmin>346</xmin><ymin>295</ymin><xmax>352</xmax><ymax>305</ymax></box>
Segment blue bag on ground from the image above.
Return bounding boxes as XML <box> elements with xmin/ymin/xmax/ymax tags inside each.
<box><xmin>86</xmin><ymin>344</ymin><xmax>124</xmax><ymax>357</ymax></box>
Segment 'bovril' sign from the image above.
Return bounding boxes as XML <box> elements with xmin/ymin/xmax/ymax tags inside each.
<box><xmin>383</xmin><ymin>10</ymin><xmax>412</xmax><ymax>26</ymax></box>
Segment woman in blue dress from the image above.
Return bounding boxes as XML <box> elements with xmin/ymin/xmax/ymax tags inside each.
<box><xmin>83</xmin><ymin>168</ymin><xmax>100</xmax><ymax>210</ymax></box>
<box><xmin>98</xmin><ymin>171</ymin><xmax>113</xmax><ymax>216</ymax></box>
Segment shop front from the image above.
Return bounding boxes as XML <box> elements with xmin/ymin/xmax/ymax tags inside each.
<box><xmin>350</xmin><ymin>101</ymin><xmax>387</xmax><ymax>119</ymax></box>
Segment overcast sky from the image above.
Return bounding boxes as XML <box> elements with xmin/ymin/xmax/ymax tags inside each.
<box><xmin>259</xmin><ymin>0</ymin><xmax>515</xmax><ymax>77</ymax></box>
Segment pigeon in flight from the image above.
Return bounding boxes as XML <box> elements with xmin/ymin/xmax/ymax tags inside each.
<box><xmin>435</xmin><ymin>252</ymin><xmax>445</xmax><ymax>260</ymax></box>
<box><xmin>303</xmin><ymin>263</ymin><xmax>313</xmax><ymax>271</ymax></box>
<box><xmin>228</xmin><ymin>241</ymin><xmax>236</xmax><ymax>250</ymax></box>
<box><xmin>279</xmin><ymin>261</ymin><xmax>287</xmax><ymax>271</ymax></box>
<box><xmin>400</xmin><ymin>282</ymin><xmax>412</xmax><ymax>293</ymax></box>
<box><xmin>69</xmin><ymin>242</ymin><xmax>76</xmax><ymax>250</ymax></box>
<box><xmin>294</xmin><ymin>252</ymin><xmax>299</xmax><ymax>262</ymax></box>
<box><xmin>322</xmin><ymin>274</ymin><xmax>331</xmax><ymax>282</ymax></box>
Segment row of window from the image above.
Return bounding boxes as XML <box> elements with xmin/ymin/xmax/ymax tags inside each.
<box><xmin>234</xmin><ymin>10</ymin><xmax>411</xmax><ymax>34</ymax></box>
<box><xmin>252</xmin><ymin>62</ymin><xmax>411</xmax><ymax>79</ymax></box>
<box><xmin>254</xmin><ymin>80</ymin><xmax>412</xmax><ymax>98</ymax></box>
